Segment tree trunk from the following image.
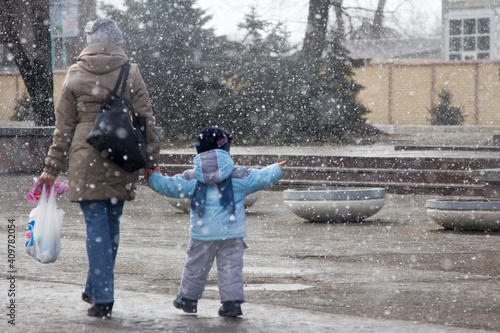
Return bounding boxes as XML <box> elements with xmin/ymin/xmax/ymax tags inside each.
<box><xmin>0</xmin><ymin>0</ymin><xmax>55</xmax><ymax>126</ymax></box>
<box><xmin>332</xmin><ymin>0</ymin><xmax>344</xmax><ymax>40</ymax></box>
<box><xmin>303</xmin><ymin>0</ymin><xmax>330</xmax><ymax>59</ymax></box>
<box><xmin>372</xmin><ymin>0</ymin><xmax>387</xmax><ymax>39</ymax></box>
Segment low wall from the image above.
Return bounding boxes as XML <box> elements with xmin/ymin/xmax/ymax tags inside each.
<box><xmin>2</xmin><ymin>60</ymin><xmax>500</xmax><ymax>126</ymax></box>
<box><xmin>0</xmin><ymin>70</ymin><xmax>66</xmax><ymax>122</ymax></box>
<box><xmin>0</xmin><ymin>127</ymin><xmax>54</xmax><ymax>174</ymax></box>
<box><xmin>357</xmin><ymin>59</ymin><xmax>500</xmax><ymax>126</ymax></box>
<box><xmin>374</xmin><ymin>124</ymin><xmax>500</xmax><ymax>145</ymax></box>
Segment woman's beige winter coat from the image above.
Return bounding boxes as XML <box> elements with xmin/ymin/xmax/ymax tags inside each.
<box><xmin>44</xmin><ymin>43</ymin><xmax>160</xmax><ymax>202</ymax></box>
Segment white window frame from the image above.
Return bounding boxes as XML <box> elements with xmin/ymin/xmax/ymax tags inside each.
<box><xmin>445</xmin><ymin>10</ymin><xmax>495</xmax><ymax>61</ymax></box>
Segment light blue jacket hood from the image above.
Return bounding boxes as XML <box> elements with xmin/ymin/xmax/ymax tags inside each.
<box><xmin>193</xmin><ymin>149</ymin><xmax>235</xmax><ymax>185</ymax></box>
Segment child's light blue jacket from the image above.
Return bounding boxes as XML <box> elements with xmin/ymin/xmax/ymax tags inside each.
<box><xmin>148</xmin><ymin>149</ymin><xmax>282</xmax><ymax>241</ymax></box>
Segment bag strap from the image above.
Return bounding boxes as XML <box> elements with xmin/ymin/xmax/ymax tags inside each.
<box><xmin>111</xmin><ymin>62</ymin><xmax>131</xmax><ymax>98</ymax></box>
<box><xmin>119</xmin><ymin>62</ymin><xmax>130</xmax><ymax>99</ymax></box>
<box><xmin>108</xmin><ymin>62</ymin><xmax>145</xmax><ymax>134</ymax></box>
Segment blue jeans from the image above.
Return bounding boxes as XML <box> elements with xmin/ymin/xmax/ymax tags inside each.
<box><xmin>80</xmin><ymin>200</ymin><xmax>124</xmax><ymax>304</ymax></box>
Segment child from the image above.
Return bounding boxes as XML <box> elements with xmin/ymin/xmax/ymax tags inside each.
<box><xmin>146</xmin><ymin>126</ymin><xmax>286</xmax><ymax>317</ymax></box>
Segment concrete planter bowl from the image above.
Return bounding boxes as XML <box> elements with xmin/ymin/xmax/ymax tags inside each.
<box><xmin>168</xmin><ymin>192</ymin><xmax>260</xmax><ymax>213</ymax></box>
<box><xmin>426</xmin><ymin>199</ymin><xmax>500</xmax><ymax>232</ymax></box>
<box><xmin>283</xmin><ymin>187</ymin><xmax>386</xmax><ymax>223</ymax></box>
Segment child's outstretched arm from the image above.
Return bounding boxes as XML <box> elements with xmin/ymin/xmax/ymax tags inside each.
<box><xmin>275</xmin><ymin>160</ymin><xmax>287</xmax><ymax>171</ymax></box>
<box><xmin>237</xmin><ymin>160</ymin><xmax>286</xmax><ymax>195</ymax></box>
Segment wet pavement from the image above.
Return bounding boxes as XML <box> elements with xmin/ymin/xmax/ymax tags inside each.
<box><xmin>1</xmin><ymin>170</ymin><xmax>498</xmax><ymax>333</ymax></box>
<box><xmin>4</xmin><ymin>279</ymin><xmax>490</xmax><ymax>333</ymax></box>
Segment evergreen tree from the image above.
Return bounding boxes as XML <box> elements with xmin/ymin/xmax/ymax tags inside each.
<box><xmin>103</xmin><ymin>0</ymin><xmax>234</xmax><ymax>139</ymax></box>
<box><xmin>227</xmin><ymin>8</ymin><xmax>302</xmax><ymax>143</ymax></box>
<box><xmin>428</xmin><ymin>89</ymin><xmax>465</xmax><ymax>125</ymax></box>
<box><xmin>102</xmin><ymin>2</ymin><xmax>372</xmax><ymax>145</ymax></box>
<box><xmin>309</xmin><ymin>32</ymin><xmax>370</xmax><ymax>139</ymax></box>
<box><xmin>228</xmin><ymin>10</ymin><xmax>370</xmax><ymax>144</ymax></box>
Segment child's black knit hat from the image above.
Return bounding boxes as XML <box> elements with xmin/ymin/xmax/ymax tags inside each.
<box><xmin>195</xmin><ymin>126</ymin><xmax>232</xmax><ymax>154</ymax></box>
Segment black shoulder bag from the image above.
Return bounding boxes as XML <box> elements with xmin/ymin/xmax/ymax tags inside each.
<box><xmin>86</xmin><ymin>62</ymin><xmax>147</xmax><ymax>173</ymax></box>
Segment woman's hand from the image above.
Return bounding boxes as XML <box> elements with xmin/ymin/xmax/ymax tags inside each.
<box><xmin>38</xmin><ymin>172</ymin><xmax>56</xmax><ymax>187</ymax></box>
<box><xmin>144</xmin><ymin>167</ymin><xmax>161</xmax><ymax>181</ymax></box>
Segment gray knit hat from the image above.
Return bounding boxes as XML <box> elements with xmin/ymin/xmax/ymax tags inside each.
<box><xmin>85</xmin><ymin>18</ymin><xmax>124</xmax><ymax>45</ymax></box>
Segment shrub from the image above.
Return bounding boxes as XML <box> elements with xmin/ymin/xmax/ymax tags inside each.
<box><xmin>428</xmin><ymin>89</ymin><xmax>465</xmax><ymax>125</ymax></box>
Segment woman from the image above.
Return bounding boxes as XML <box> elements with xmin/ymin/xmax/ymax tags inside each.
<box><xmin>39</xmin><ymin>18</ymin><xmax>160</xmax><ymax>318</ymax></box>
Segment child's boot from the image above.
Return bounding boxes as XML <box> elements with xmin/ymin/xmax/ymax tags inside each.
<box><xmin>173</xmin><ymin>295</ymin><xmax>198</xmax><ymax>313</ymax></box>
<box><xmin>218</xmin><ymin>301</ymin><xmax>243</xmax><ymax>317</ymax></box>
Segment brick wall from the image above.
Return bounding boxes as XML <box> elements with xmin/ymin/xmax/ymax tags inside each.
<box><xmin>0</xmin><ymin>70</ymin><xmax>66</xmax><ymax>122</ymax></box>
<box><xmin>2</xmin><ymin>60</ymin><xmax>500</xmax><ymax>126</ymax></box>
<box><xmin>357</xmin><ymin>59</ymin><xmax>500</xmax><ymax>126</ymax></box>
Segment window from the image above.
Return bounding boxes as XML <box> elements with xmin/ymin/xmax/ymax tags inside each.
<box><xmin>463</xmin><ymin>19</ymin><xmax>476</xmax><ymax>35</ymax></box>
<box><xmin>478</xmin><ymin>36</ymin><xmax>490</xmax><ymax>51</ymax></box>
<box><xmin>478</xmin><ymin>18</ymin><xmax>490</xmax><ymax>34</ymax></box>
<box><xmin>449</xmin><ymin>37</ymin><xmax>461</xmax><ymax>52</ymax></box>
<box><xmin>447</xmin><ymin>17</ymin><xmax>490</xmax><ymax>60</ymax></box>
<box><xmin>450</xmin><ymin>19</ymin><xmax>462</xmax><ymax>35</ymax></box>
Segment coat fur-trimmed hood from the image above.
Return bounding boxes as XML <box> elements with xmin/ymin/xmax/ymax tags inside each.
<box><xmin>77</xmin><ymin>43</ymin><xmax>128</xmax><ymax>75</ymax></box>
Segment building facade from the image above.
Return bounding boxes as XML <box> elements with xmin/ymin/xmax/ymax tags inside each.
<box><xmin>443</xmin><ymin>0</ymin><xmax>500</xmax><ymax>61</ymax></box>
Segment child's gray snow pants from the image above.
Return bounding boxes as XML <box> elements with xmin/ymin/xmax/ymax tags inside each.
<box><xmin>179</xmin><ymin>238</ymin><xmax>246</xmax><ymax>302</ymax></box>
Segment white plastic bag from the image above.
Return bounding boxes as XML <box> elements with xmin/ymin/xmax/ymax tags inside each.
<box><xmin>26</xmin><ymin>185</ymin><xmax>64</xmax><ymax>263</ymax></box>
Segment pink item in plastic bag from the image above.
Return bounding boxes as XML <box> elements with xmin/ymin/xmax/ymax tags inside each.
<box><xmin>28</xmin><ymin>178</ymin><xmax>69</xmax><ymax>204</ymax></box>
